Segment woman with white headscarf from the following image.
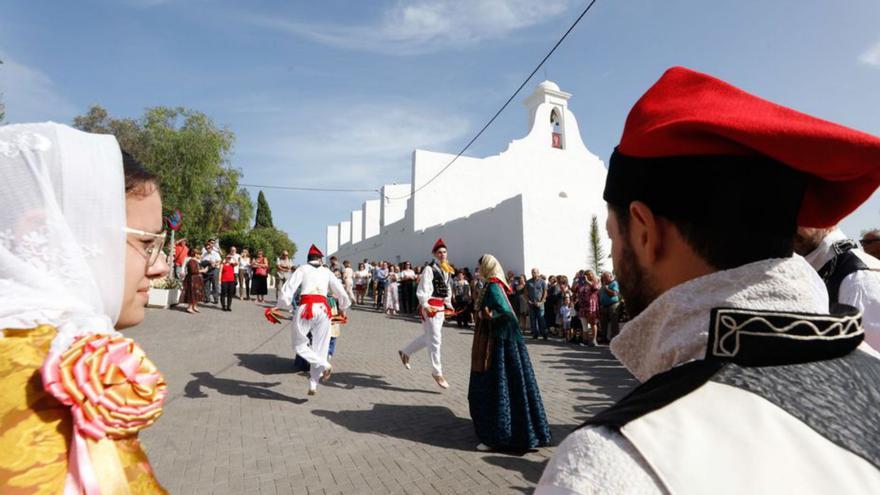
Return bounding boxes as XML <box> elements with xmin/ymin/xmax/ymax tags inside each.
<box><xmin>468</xmin><ymin>254</ymin><xmax>551</xmax><ymax>452</ymax></box>
<box><xmin>0</xmin><ymin>123</ymin><xmax>171</xmax><ymax>493</ymax></box>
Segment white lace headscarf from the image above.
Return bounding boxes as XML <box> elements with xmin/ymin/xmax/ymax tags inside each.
<box><xmin>0</xmin><ymin>123</ymin><xmax>125</xmax><ymax>353</ymax></box>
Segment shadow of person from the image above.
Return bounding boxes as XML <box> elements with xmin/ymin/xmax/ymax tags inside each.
<box><xmin>313</xmin><ymin>404</ymin><xmax>475</xmax><ymax>451</ymax></box>
<box><xmin>235</xmin><ymin>353</ymin><xmax>300</xmax><ymax>375</ymax></box>
<box><xmin>323</xmin><ymin>372</ymin><xmax>441</xmax><ymax>395</ymax></box>
<box><xmin>184</xmin><ymin>372</ymin><xmax>306</xmax><ymax>404</ymax></box>
<box><xmin>481</xmin><ymin>455</ymin><xmax>549</xmax><ymax>485</ymax></box>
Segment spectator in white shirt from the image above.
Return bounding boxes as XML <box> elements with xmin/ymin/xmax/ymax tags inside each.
<box><xmin>275</xmin><ymin>250</ymin><xmax>293</xmax><ymax>300</ymax></box>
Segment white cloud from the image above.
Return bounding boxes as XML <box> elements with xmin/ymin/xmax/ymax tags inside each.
<box><xmin>0</xmin><ymin>54</ymin><xmax>78</xmax><ymax>123</ymax></box>
<box><xmin>235</xmin><ymin>100</ymin><xmax>469</xmax><ymax>188</ymax></box>
<box><xmin>244</xmin><ymin>0</ymin><xmax>575</xmax><ymax>55</ymax></box>
<box><xmin>859</xmin><ymin>40</ymin><xmax>880</xmax><ymax>66</ymax></box>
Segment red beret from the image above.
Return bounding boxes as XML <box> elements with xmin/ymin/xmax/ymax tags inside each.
<box><xmin>308</xmin><ymin>244</ymin><xmax>323</xmax><ymax>258</ymax></box>
<box><xmin>606</xmin><ymin>67</ymin><xmax>880</xmax><ymax>227</ymax></box>
<box><xmin>432</xmin><ymin>238</ymin><xmax>447</xmax><ymax>253</ymax></box>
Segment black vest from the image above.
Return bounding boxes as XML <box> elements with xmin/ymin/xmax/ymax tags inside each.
<box><xmin>430</xmin><ymin>262</ymin><xmax>449</xmax><ymax>298</ymax></box>
<box><xmin>817</xmin><ymin>240</ymin><xmax>870</xmax><ymax>305</ymax></box>
<box><xmin>582</xmin><ymin>304</ymin><xmax>878</xmax><ymax>470</ymax></box>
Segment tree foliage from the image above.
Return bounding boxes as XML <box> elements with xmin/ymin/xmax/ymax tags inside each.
<box><xmin>589</xmin><ymin>214</ymin><xmax>606</xmax><ymax>274</ymax></box>
<box><xmin>219</xmin><ymin>227</ymin><xmax>297</xmax><ymax>274</ymax></box>
<box><xmin>254</xmin><ymin>190</ymin><xmax>275</xmax><ymax>229</ymax></box>
<box><xmin>73</xmin><ymin>105</ymin><xmax>253</xmax><ymax>243</ymax></box>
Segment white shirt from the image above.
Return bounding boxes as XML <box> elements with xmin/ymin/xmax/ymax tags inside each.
<box><xmin>239</xmin><ymin>256</ymin><xmax>251</xmax><ymax>273</ymax></box>
<box><xmin>202</xmin><ymin>250</ymin><xmax>221</xmax><ymax>268</ymax></box>
<box><xmin>803</xmin><ymin>228</ymin><xmax>880</xmax><ymax>350</ymax></box>
<box><xmin>276</xmin><ymin>257</ymin><xmax>293</xmax><ymax>275</ymax></box>
<box><xmin>342</xmin><ymin>267</ymin><xmax>354</xmax><ymax>285</ymax></box>
<box><xmin>354</xmin><ymin>270</ymin><xmax>370</xmax><ymax>285</ymax></box>
<box><xmin>230</xmin><ymin>253</ymin><xmax>241</xmax><ymax>274</ymax></box>
<box><xmin>276</xmin><ymin>263</ymin><xmax>351</xmax><ymax>312</ymax></box>
<box><xmin>400</xmin><ymin>268</ymin><xmax>416</xmax><ymax>281</ymax></box>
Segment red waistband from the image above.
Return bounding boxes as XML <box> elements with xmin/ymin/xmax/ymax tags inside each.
<box><xmin>428</xmin><ymin>297</ymin><xmax>445</xmax><ymax>307</ymax></box>
<box><xmin>299</xmin><ymin>294</ymin><xmax>331</xmax><ymax>320</ymax></box>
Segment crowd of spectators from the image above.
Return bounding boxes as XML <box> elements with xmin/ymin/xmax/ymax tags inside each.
<box><xmin>172</xmin><ymin>239</ymin><xmax>628</xmax><ymax>342</ymax></box>
<box><xmin>329</xmin><ymin>256</ymin><xmax>626</xmax><ymax>345</ymax></box>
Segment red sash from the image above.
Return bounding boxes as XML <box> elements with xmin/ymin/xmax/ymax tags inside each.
<box><xmin>421</xmin><ymin>297</ymin><xmax>449</xmax><ymax>321</ymax></box>
<box><xmin>299</xmin><ymin>294</ymin><xmax>332</xmax><ymax>320</ymax></box>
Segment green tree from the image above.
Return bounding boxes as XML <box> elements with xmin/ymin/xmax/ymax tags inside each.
<box><xmin>254</xmin><ymin>190</ymin><xmax>274</xmax><ymax>229</ymax></box>
<box><xmin>73</xmin><ymin>105</ymin><xmax>253</xmax><ymax>242</ymax></box>
<box><xmin>219</xmin><ymin>227</ymin><xmax>297</xmax><ymax>274</ymax></box>
<box><xmin>589</xmin><ymin>214</ymin><xmax>606</xmax><ymax>274</ymax></box>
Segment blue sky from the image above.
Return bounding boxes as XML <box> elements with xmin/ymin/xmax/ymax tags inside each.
<box><xmin>2</xmin><ymin>0</ymin><xmax>879</xmax><ymax>262</ymax></box>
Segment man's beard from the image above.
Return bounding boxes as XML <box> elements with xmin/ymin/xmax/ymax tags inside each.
<box><xmin>615</xmin><ymin>239</ymin><xmax>660</xmax><ymax>319</ymax></box>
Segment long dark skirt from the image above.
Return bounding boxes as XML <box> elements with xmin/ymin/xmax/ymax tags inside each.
<box><xmin>468</xmin><ymin>331</ymin><xmax>552</xmax><ymax>450</ymax></box>
<box><xmin>182</xmin><ymin>273</ymin><xmax>205</xmax><ymax>305</ymax></box>
<box><xmin>251</xmin><ymin>274</ymin><xmax>268</xmax><ymax>296</ymax></box>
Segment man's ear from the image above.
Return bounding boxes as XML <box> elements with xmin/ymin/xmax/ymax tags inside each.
<box><xmin>628</xmin><ymin>201</ymin><xmax>661</xmax><ymax>266</ymax></box>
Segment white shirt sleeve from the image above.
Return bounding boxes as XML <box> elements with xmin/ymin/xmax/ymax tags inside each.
<box><xmin>839</xmin><ymin>270</ymin><xmax>880</xmax><ymax>351</ymax></box>
<box><xmin>276</xmin><ymin>266</ymin><xmax>305</xmax><ymax>311</ymax></box>
<box><xmin>535</xmin><ymin>426</ymin><xmax>666</xmax><ymax>495</ymax></box>
<box><xmin>329</xmin><ymin>274</ymin><xmax>351</xmax><ymax>311</ymax></box>
<box><xmin>417</xmin><ymin>267</ymin><xmax>434</xmax><ymax>308</ymax></box>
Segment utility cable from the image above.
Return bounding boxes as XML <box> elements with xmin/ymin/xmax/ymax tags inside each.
<box><xmin>382</xmin><ymin>0</ymin><xmax>600</xmax><ymax>201</ymax></box>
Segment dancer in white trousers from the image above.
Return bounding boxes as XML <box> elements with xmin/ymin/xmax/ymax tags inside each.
<box><xmin>272</xmin><ymin>244</ymin><xmax>350</xmax><ymax>395</ymax></box>
<box><xmin>399</xmin><ymin>238</ymin><xmax>454</xmax><ymax>389</ymax></box>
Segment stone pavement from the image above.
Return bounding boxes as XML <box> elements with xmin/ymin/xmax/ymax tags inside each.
<box><xmin>131</xmin><ymin>294</ymin><xmax>636</xmax><ymax>494</ymax></box>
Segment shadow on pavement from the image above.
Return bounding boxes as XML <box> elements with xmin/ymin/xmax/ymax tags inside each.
<box><xmin>235</xmin><ymin>353</ymin><xmax>298</xmax><ymax>375</ymax></box>
<box><xmin>324</xmin><ymin>372</ymin><xmax>442</xmax><ymax>395</ymax></box>
<box><xmin>481</xmin><ymin>454</ymin><xmax>549</xmax><ymax>485</ymax></box>
<box><xmin>541</xmin><ymin>347</ymin><xmax>638</xmax><ymax>421</ymax></box>
<box><xmin>183</xmin><ymin>371</ymin><xmax>306</xmax><ymax>404</ymax></box>
<box><xmin>313</xmin><ymin>404</ymin><xmax>475</xmax><ymax>451</ymax></box>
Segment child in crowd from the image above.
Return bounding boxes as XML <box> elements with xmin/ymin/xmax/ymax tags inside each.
<box><xmin>328</xmin><ymin>294</ymin><xmax>341</xmax><ymax>360</ymax></box>
<box><xmin>559</xmin><ymin>295</ymin><xmax>574</xmax><ymax>341</ymax></box>
<box><xmin>220</xmin><ymin>254</ymin><xmax>237</xmax><ymax>312</ymax></box>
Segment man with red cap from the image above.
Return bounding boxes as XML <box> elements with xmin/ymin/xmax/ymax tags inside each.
<box><xmin>269</xmin><ymin>244</ymin><xmax>350</xmax><ymax>395</ymax></box>
<box><xmin>536</xmin><ymin>67</ymin><xmax>880</xmax><ymax>494</ymax></box>
<box><xmin>399</xmin><ymin>238</ymin><xmax>455</xmax><ymax>389</ymax></box>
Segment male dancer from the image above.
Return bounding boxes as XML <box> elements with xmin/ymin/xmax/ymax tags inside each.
<box><xmin>399</xmin><ymin>238</ymin><xmax>454</xmax><ymax>389</ymax></box>
<box><xmin>269</xmin><ymin>244</ymin><xmax>350</xmax><ymax>395</ymax></box>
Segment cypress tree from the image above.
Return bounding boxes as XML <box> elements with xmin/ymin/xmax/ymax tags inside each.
<box><xmin>254</xmin><ymin>190</ymin><xmax>275</xmax><ymax>229</ymax></box>
<box><xmin>589</xmin><ymin>214</ymin><xmax>606</xmax><ymax>274</ymax></box>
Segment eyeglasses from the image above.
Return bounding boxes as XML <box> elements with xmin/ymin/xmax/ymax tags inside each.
<box><xmin>124</xmin><ymin>227</ymin><xmax>167</xmax><ymax>267</ymax></box>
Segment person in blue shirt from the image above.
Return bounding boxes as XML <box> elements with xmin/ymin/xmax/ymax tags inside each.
<box><xmin>598</xmin><ymin>271</ymin><xmax>620</xmax><ymax>343</ymax></box>
<box><xmin>373</xmin><ymin>262</ymin><xmax>389</xmax><ymax>309</ymax></box>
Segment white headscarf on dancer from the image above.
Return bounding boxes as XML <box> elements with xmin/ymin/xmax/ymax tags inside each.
<box><xmin>478</xmin><ymin>254</ymin><xmax>511</xmax><ymax>293</ymax></box>
<box><xmin>0</xmin><ymin>122</ymin><xmax>126</xmax><ymax>353</ymax></box>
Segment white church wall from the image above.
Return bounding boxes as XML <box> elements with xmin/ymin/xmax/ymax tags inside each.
<box><xmin>380</xmin><ymin>184</ymin><xmax>410</xmax><ymax>231</ymax></box>
<box><xmin>333</xmin><ymin>195</ymin><xmax>525</xmax><ymax>272</ymax></box>
<box><xmin>326</xmin><ymin>225</ymin><xmax>339</xmax><ymax>256</ymax></box>
<box><xmin>362</xmin><ymin>199</ymin><xmax>380</xmax><ymax>240</ymax></box>
<box><xmin>350</xmin><ymin>210</ymin><xmax>363</xmax><ymax>244</ymax></box>
<box><xmin>338</xmin><ymin>220</ymin><xmax>351</xmax><ymax>247</ymax></box>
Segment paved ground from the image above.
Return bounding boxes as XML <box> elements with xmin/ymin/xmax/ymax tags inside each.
<box><xmin>131</xmin><ymin>293</ymin><xmax>636</xmax><ymax>495</ymax></box>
